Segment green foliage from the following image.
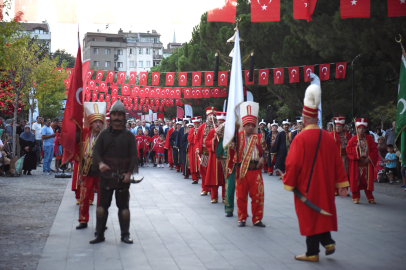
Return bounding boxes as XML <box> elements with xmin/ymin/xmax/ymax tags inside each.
<box><xmin>370</xmin><ymin>101</ymin><xmax>397</xmax><ymax>129</ymax></box>
<box><xmin>51</xmin><ymin>49</ymin><xmax>76</xmax><ymax>68</ymax></box>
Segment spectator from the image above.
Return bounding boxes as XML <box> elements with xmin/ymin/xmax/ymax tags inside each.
<box><xmin>126</xmin><ymin>122</ymin><xmax>131</xmax><ymax>131</ymax></box>
<box><xmin>130</xmin><ymin>122</ymin><xmax>136</xmax><ymax>134</ymax></box>
<box><xmin>54</xmin><ymin>120</ymin><xmax>63</xmax><ymax>173</ymax></box>
<box><xmin>372</xmin><ymin>125</ymin><xmax>386</xmax><ymax>143</ymax></box>
<box><xmin>327</xmin><ymin>122</ymin><xmax>333</xmax><ymax>133</ymax></box>
<box><xmin>5</xmin><ymin>119</ymin><xmax>13</xmax><ymax>142</ymax></box>
<box><xmin>139</xmin><ymin>119</ymin><xmax>149</xmax><ymax>134</ymax></box>
<box><xmin>0</xmin><ymin>118</ymin><xmax>5</xmax><ymax>130</ymax></box>
<box><xmin>19</xmin><ymin>125</ymin><xmax>37</xmax><ymax>175</ymax></box>
<box><xmin>16</xmin><ymin>119</ymin><xmax>24</xmax><ymax>136</ymax></box>
<box><xmin>383</xmin><ymin>144</ymin><xmax>398</xmax><ymax>184</ymax></box>
<box><xmin>41</xmin><ymin>118</ymin><xmax>56</xmax><ymax>175</ymax></box>
<box><xmin>32</xmin><ymin>116</ymin><xmax>43</xmax><ymax>166</ymax></box>
<box><xmin>377</xmin><ymin>136</ymin><xmax>388</xmax><ymax>159</ymax></box>
<box><xmin>385</xmin><ymin>121</ymin><xmax>396</xmax><ymax>145</ymax></box>
<box><xmin>52</xmin><ymin>118</ymin><xmax>60</xmax><ymax>133</ymax></box>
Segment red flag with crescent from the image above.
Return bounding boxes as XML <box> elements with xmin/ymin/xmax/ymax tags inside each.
<box><xmin>251</xmin><ymin>0</ymin><xmax>280</xmax><ymax>22</ymax></box>
<box><xmin>152</xmin><ymin>72</ymin><xmax>161</xmax><ymax>85</ymax></box>
<box><xmin>218</xmin><ymin>71</ymin><xmax>228</xmax><ymax>86</ymax></box>
<box><xmin>213</xmin><ymin>87</ymin><xmax>221</xmax><ymax>97</ymax></box>
<box><xmin>131</xmin><ymin>86</ymin><xmax>140</xmax><ymax>97</ymax></box>
<box><xmin>106</xmin><ymin>71</ymin><xmax>115</xmax><ymax>83</ymax></box>
<box><xmin>95</xmin><ymin>70</ymin><xmax>104</xmax><ymax>82</ymax></box>
<box><xmin>335</xmin><ymin>62</ymin><xmax>347</xmax><ymax>79</ymax></box>
<box><xmin>174</xmin><ymin>88</ymin><xmax>181</xmax><ymax>98</ymax></box>
<box><xmin>194</xmin><ymin>88</ymin><xmax>203</xmax><ymax>98</ymax></box>
<box><xmin>319</xmin><ymin>64</ymin><xmax>330</xmax><ymax>81</ymax></box>
<box><xmin>99</xmin><ymin>81</ymin><xmax>108</xmax><ymax>92</ymax></box>
<box><xmin>183</xmin><ymin>88</ymin><xmax>192</xmax><ymax>98</ymax></box>
<box><xmin>117</xmin><ymin>71</ymin><xmax>126</xmax><ymax>84</ymax></box>
<box><xmin>207</xmin><ymin>0</ymin><xmax>237</xmax><ymax>22</ymax></box>
<box><xmin>178</xmin><ymin>72</ymin><xmax>187</xmax><ymax>86</ymax></box>
<box><xmin>122</xmin><ymin>84</ymin><xmax>130</xmax><ymax>95</ymax></box>
<box><xmin>205</xmin><ymin>72</ymin><xmax>214</xmax><ymax>86</ymax></box>
<box><xmin>192</xmin><ymin>72</ymin><xmax>201</xmax><ymax>86</ymax></box>
<box><xmin>340</xmin><ymin>0</ymin><xmax>370</xmax><ymax>19</ymax></box>
<box><xmin>60</xmin><ymin>44</ymin><xmax>83</xmax><ymax>164</ymax></box>
<box><xmin>154</xmin><ymin>87</ymin><xmax>161</xmax><ymax>98</ymax></box>
<box><xmin>111</xmin><ymin>85</ymin><xmax>119</xmax><ymax>96</ymax></box>
<box><xmin>303</xmin><ymin>65</ymin><xmax>314</xmax><ymax>82</ymax></box>
<box><xmin>288</xmin><ymin>66</ymin><xmax>299</xmax><ymax>83</ymax></box>
<box><xmin>203</xmin><ymin>87</ymin><xmax>211</xmax><ymax>98</ymax></box>
<box><xmin>293</xmin><ymin>0</ymin><xmax>317</xmax><ymax>22</ymax></box>
<box><xmin>84</xmin><ymin>69</ymin><xmax>94</xmax><ymax>85</ymax></box>
<box><xmin>166</xmin><ymin>72</ymin><xmax>175</xmax><ymax>86</ymax></box>
<box><xmin>273</xmin><ymin>68</ymin><xmax>284</xmax><ymax>84</ymax></box>
<box><xmin>139</xmin><ymin>72</ymin><xmax>148</xmax><ymax>85</ymax></box>
<box><xmin>129</xmin><ymin>72</ymin><xmax>137</xmax><ymax>85</ymax></box>
<box><xmin>244</xmin><ymin>70</ymin><xmax>254</xmax><ymax>85</ymax></box>
<box><xmin>258</xmin><ymin>69</ymin><xmax>269</xmax><ymax>85</ymax></box>
<box><xmin>388</xmin><ymin>0</ymin><xmax>406</xmax><ymax>17</ymax></box>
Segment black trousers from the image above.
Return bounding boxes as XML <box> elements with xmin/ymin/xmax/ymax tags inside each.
<box><xmin>306</xmin><ymin>232</ymin><xmax>335</xmax><ymax>256</ymax></box>
<box><xmin>138</xmin><ymin>149</ymin><xmax>144</xmax><ymax>167</ymax></box>
<box><xmin>164</xmin><ymin>149</ymin><xmax>168</xmax><ymax>163</ymax></box>
<box><xmin>96</xmin><ymin>187</ymin><xmax>130</xmax><ymax>237</ymax></box>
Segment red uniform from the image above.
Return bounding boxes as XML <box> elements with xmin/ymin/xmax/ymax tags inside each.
<box><xmin>188</xmin><ymin>128</ymin><xmax>200</xmax><ymax>182</ymax></box>
<box><xmin>157</xmin><ymin>139</ymin><xmax>165</xmax><ymax>154</ymax></box>
<box><xmin>164</xmin><ymin>127</ymin><xmax>174</xmax><ymax>168</ymax></box>
<box><xmin>346</xmin><ymin>134</ymin><xmax>379</xmax><ymax>202</ymax></box>
<box><xmin>234</xmin><ymin>131</ymin><xmax>266</xmax><ymax>224</ymax></box>
<box><xmin>143</xmin><ymin>136</ymin><xmax>152</xmax><ymax>158</ymax></box>
<box><xmin>194</xmin><ymin>123</ymin><xmax>212</xmax><ymax>192</ymax></box>
<box><xmin>135</xmin><ymin>135</ymin><xmax>145</xmax><ymax>157</ymax></box>
<box><xmin>330</xmin><ymin>130</ymin><xmax>352</xmax><ymax>194</ymax></box>
<box><xmin>151</xmin><ymin>135</ymin><xmax>159</xmax><ymax>152</ymax></box>
<box><xmin>205</xmin><ymin>129</ymin><xmax>225</xmax><ymax>201</ymax></box>
<box><xmin>283</xmin><ymin>125</ymin><xmax>349</xmax><ymax>236</ymax></box>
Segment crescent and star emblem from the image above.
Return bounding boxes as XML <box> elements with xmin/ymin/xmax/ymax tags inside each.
<box><xmin>261</xmin><ymin>72</ymin><xmax>267</xmax><ymax>78</ymax></box>
<box><xmin>220</xmin><ymin>74</ymin><xmax>226</xmax><ymax>81</ymax></box>
<box><xmin>291</xmin><ymin>69</ymin><xmax>297</xmax><ymax>77</ymax></box>
<box><xmin>194</xmin><ymin>75</ymin><xmax>199</xmax><ymax>81</ymax></box>
<box><xmin>180</xmin><ymin>75</ymin><xmax>185</xmax><ymax>80</ymax></box>
<box><xmin>398</xmin><ymin>98</ymin><xmax>406</xmax><ymax>114</ymax></box>
<box><xmin>168</xmin><ymin>75</ymin><xmax>173</xmax><ymax>81</ymax></box>
<box><xmin>306</xmin><ymin>68</ymin><xmax>312</xmax><ymax>75</ymax></box>
<box><xmin>322</xmin><ymin>67</ymin><xmax>328</xmax><ymax>75</ymax></box>
<box><xmin>338</xmin><ymin>65</ymin><xmax>345</xmax><ymax>73</ymax></box>
<box><xmin>76</xmin><ymin>88</ymin><xmax>83</xmax><ymax>105</ymax></box>
<box><xmin>207</xmin><ymin>74</ymin><xmax>212</xmax><ymax>80</ymax></box>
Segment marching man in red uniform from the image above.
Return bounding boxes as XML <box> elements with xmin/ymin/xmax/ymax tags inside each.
<box><xmin>330</xmin><ymin>117</ymin><xmax>352</xmax><ymax>195</ymax></box>
<box><xmin>346</xmin><ymin>118</ymin><xmax>379</xmax><ymax>204</ymax></box>
<box><xmin>195</xmin><ymin>107</ymin><xmax>217</xmax><ymax>195</ymax></box>
<box><xmin>188</xmin><ymin>116</ymin><xmax>201</xmax><ymax>184</ymax></box>
<box><xmin>283</xmin><ymin>84</ymin><xmax>349</xmax><ymax>262</ymax></box>
<box><xmin>234</xmin><ymin>102</ymin><xmax>268</xmax><ymax>227</ymax></box>
<box><xmin>76</xmin><ymin>102</ymin><xmax>106</xmax><ymax>230</ymax></box>
<box><xmin>205</xmin><ymin>112</ymin><xmax>226</xmax><ymax>203</ymax></box>
<box><xmin>164</xmin><ymin>118</ymin><xmax>176</xmax><ymax>169</ymax></box>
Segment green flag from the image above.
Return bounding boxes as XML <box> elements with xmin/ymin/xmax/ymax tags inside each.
<box><xmin>395</xmin><ymin>52</ymin><xmax>406</xmax><ymax>165</ymax></box>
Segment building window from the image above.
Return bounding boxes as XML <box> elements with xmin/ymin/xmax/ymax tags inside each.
<box><xmin>105</xmin><ymin>49</ymin><xmax>110</xmax><ymax>54</ymax></box>
<box><xmin>94</xmin><ymin>48</ymin><xmax>99</xmax><ymax>54</ymax></box>
<box><xmin>146</xmin><ymin>48</ymin><xmax>151</xmax><ymax>54</ymax></box>
<box><xmin>117</xmin><ymin>49</ymin><xmax>123</xmax><ymax>55</ymax></box>
<box><xmin>130</xmin><ymin>48</ymin><xmax>134</xmax><ymax>55</ymax></box>
<box><xmin>139</xmin><ymin>48</ymin><xmax>143</xmax><ymax>54</ymax></box>
<box><xmin>105</xmin><ymin>61</ymin><xmax>111</xmax><ymax>67</ymax></box>
<box><xmin>130</xmin><ymin>61</ymin><xmax>135</xmax><ymax>67</ymax></box>
<box><xmin>117</xmin><ymin>62</ymin><xmax>123</xmax><ymax>68</ymax></box>
<box><xmin>94</xmin><ymin>61</ymin><xmax>99</xmax><ymax>67</ymax></box>
<box><xmin>34</xmin><ymin>29</ymin><xmax>44</xmax><ymax>34</ymax></box>
<box><xmin>146</xmin><ymin>61</ymin><xmax>151</xmax><ymax>67</ymax></box>
<box><xmin>139</xmin><ymin>61</ymin><xmax>143</xmax><ymax>67</ymax></box>
<box><xmin>92</xmin><ymin>38</ymin><xmax>97</xmax><ymax>41</ymax></box>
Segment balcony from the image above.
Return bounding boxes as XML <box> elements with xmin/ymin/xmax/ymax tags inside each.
<box><xmin>114</xmin><ymin>54</ymin><xmax>118</xmax><ymax>61</ymax></box>
<box><xmin>153</xmin><ymin>55</ymin><xmax>163</xmax><ymax>60</ymax></box>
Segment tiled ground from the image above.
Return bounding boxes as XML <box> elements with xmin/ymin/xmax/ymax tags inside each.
<box><xmin>37</xmin><ymin>167</ymin><xmax>406</xmax><ymax>270</ymax></box>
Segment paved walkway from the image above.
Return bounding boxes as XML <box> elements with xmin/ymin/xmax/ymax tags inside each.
<box><xmin>37</xmin><ymin>167</ymin><xmax>406</xmax><ymax>270</ymax></box>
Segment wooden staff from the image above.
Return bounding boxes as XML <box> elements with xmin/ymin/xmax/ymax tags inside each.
<box><xmin>353</xmin><ymin>118</ymin><xmax>360</xmax><ymax>159</ymax></box>
<box><xmin>332</xmin><ymin>118</ymin><xmax>336</xmax><ymax>142</ymax></box>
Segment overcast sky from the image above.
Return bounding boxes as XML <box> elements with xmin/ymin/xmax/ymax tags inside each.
<box><xmin>7</xmin><ymin>0</ymin><xmax>225</xmax><ymax>57</ymax></box>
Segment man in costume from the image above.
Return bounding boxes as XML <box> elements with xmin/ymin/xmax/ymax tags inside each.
<box><xmin>76</xmin><ymin>102</ymin><xmax>106</xmax><ymax>230</ymax></box>
<box><xmin>270</xmin><ymin>119</ymin><xmax>291</xmax><ymax>174</ymax></box>
<box><xmin>188</xmin><ymin>117</ymin><xmax>201</xmax><ymax>184</ymax></box>
<box><xmin>176</xmin><ymin>116</ymin><xmax>190</xmax><ymax>173</ymax></box>
<box><xmin>169</xmin><ymin>119</ymin><xmax>183</xmax><ymax>172</ymax></box>
<box><xmin>346</xmin><ymin>118</ymin><xmax>379</xmax><ymax>204</ymax></box>
<box><xmin>90</xmin><ymin>100</ymin><xmax>138</xmax><ymax>244</ymax></box>
<box><xmin>164</xmin><ymin>118</ymin><xmax>176</xmax><ymax>169</ymax></box>
<box><xmin>180</xmin><ymin>121</ymin><xmax>194</xmax><ymax>179</ymax></box>
<box><xmin>258</xmin><ymin>119</ymin><xmax>269</xmax><ymax>174</ymax></box>
<box><xmin>291</xmin><ymin>116</ymin><xmax>303</xmax><ymax>141</ymax></box>
<box><xmin>234</xmin><ymin>102</ymin><xmax>267</xmax><ymax>227</ymax></box>
<box><xmin>283</xmin><ymin>84</ymin><xmax>349</xmax><ymax>262</ymax></box>
<box><xmin>195</xmin><ymin>107</ymin><xmax>217</xmax><ymax>195</ymax></box>
<box><xmin>330</xmin><ymin>117</ymin><xmax>352</xmax><ymax>196</ymax></box>
<box><xmin>266</xmin><ymin>120</ymin><xmax>279</xmax><ymax>176</ymax></box>
<box><xmin>205</xmin><ymin>112</ymin><xmax>226</xmax><ymax>203</ymax></box>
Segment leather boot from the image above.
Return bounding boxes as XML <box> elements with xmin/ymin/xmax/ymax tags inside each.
<box><xmin>76</xmin><ymin>223</ymin><xmax>87</xmax><ymax>229</ymax></box>
<box><xmin>89</xmin><ymin>234</ymin><xmax>105</xmax><ymax>244</ymax></box>
<box><xmin>121</xmin><ymin>235</ymin><xmax>133</xmax><ymax>244</ymax></box>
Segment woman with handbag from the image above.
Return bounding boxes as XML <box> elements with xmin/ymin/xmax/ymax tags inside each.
<box><xmin>19</xmin><ymin>125</ymin><xmax>37</xmax><ymax>175</ymax></box>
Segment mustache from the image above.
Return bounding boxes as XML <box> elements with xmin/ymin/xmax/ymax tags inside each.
<box><xmin>95</xmin><ymin>125</ymin><xmax>101</xmax><ymax>129</ymax></box>
<box><xmin>112</xmin><ymin>119</ymin><xmax>122</xmax><ymax>122</ymax></box>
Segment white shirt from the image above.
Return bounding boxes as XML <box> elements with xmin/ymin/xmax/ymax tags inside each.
<box><xmin>32</xmin><ymin>122</ymin><xmax>42</xmax><ymax>140</ymax></box>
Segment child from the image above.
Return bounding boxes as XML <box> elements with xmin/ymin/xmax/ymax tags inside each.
<box><xmin>143</xmin><ymin>130</ymin><xmax>152</xmax><ymax>167</ymax></box>
<box><xmin>156</xmin><ymin>134</ymin><xmax>165</xmax><ymax>168</ymax></box>
<box><xmin>399</xmin><ymin>155</ymin><xmax>406</xmax><ymax>190</ymax></box>
<box><xmin>151</xmin><ymin>128</ymin><xmax>159</xmax><ymax>167</ymax></box>
<box><xmin>384</xmin><ymin>144</ymin><xmax>397</xmax><ymax>184</ymax></box>
<box><xmin>135</xmin><ymin>129</ymin><xmax>145</xmax><ymax>168</ymax></box>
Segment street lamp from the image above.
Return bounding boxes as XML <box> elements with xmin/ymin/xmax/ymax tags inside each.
<box><xmin>351</xmin><ymin>54</ymin><xmax>361</xmax><ymax>119</ymax></box>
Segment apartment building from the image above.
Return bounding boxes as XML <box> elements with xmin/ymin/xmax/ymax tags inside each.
<box><xmin>82</xmin><ymin>29</ymin><xmax>164</xmax><ymax>73</ymax></box>
<box><xmin>22</xmin><ymin>21</ymin><xmax>52</xmax><ymax>51</ymax></box>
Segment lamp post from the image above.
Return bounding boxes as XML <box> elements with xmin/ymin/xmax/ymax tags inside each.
<box><xmin>351</xmin><ymin>54</ymin><xmax>361</xmax><ymax>119</ymax></box>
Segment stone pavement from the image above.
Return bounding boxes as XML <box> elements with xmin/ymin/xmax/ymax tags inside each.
<box><xmin>36</xmin><ymin>167</ymin><xmax>406</xmax><ymax>270</ymax></box>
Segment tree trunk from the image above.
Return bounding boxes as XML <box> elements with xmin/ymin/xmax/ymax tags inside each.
<box><xmin>12</xmin><ymin>92</ymin><xmax>18</xmax><ymax>159</ymax></box>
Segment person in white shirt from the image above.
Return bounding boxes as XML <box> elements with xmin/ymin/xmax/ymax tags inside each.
<box><xmin>32</xmin><ymin>116</ymin><xmax>43</xmax><ymax>166</ymax></box>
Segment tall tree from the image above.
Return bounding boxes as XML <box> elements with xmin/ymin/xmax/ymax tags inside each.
<box><xmin>51</xmin><ymin>49</ymin><xmax>76</xmax><ymax>68</ymax></box>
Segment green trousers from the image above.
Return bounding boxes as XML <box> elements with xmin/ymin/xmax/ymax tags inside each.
<box><xmin>224</xmin><ymin>168</ymin><xmax>236</xmax><ymax>214</ymax></box>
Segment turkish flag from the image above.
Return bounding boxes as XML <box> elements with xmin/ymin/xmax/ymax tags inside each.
<box><xmin>15</xmin><ymin>0</ymin><xmax>39</xmax><ymax>21</ymax></box>
<box><xmin>106</xmin><ymin>71</ymin><xmax>115</xmax><ymax>83</ymax></box>
<box><xmin>93</xmin><ymin>87</ymin><xmax>99</xmax><ymax>95</ymax></box>
<box><xmin>154</xmin><ymin>87</ymin><xmax>161</xmax><ymax>98</ymax></box>
<box><xmin>258</xmin><ymin>69</ymin><xmax>269</xmax><ymax>85</ymax></box>
<box><xmin>85</xmin><ymin>70</ymin><xmax>94</xmax><ymax>83</ymax></box>
<box><xmin>192</xmin><ymin>72</ymin><xmax>202</xmax><ymax>86</ymax></box>
<box><xmin>244</xmin><ymin>70</ymin><xmax>254</xmax><ymax>85</ymax></box>
<box><xmin>85</xmin><ymin>94</ymin><xmax>91</xmax><ymax>102</ymax></box>
<box><xmin>303</xmin><ymin>65</ymin><xmax>314</xmax><ymax>82</ymax></box>
<box><xmin>105</xmin><ymin>94</ymin><xmax>111</xmax><ymax>103</ymax></box>
<box><xmin>131</xmin><ymin>86</ymin><xmax>140</xmax><ymax>97</ymax></box>
<box><xmin>194</xmin><ymin>88</ymin><xmax>203</xmax><ymax>98</ymax></box>
<box><xmin>165</xmin><ymin>87</ymin><xmax>171</xmax><ymax>98</ymax></box>
<box><xmin>335</xmin><ymin>62</ymin><xmax>347</xmax><ymax>79</ymax></box>
<box><xmin>288</xmin><ymin>67</ymin><xmax>299</xmax><ymax>83</ymax></box>
<box><xmin>122</xmin><ymin>84</ymin><xmax>130</xmax><ymax>95</ymax></box>
<box><xmin>191</xmin><ymin>89</ymin><xmax>196</xmax><ymax>99</ymax></box>
<box><xmin>161</xmin><ymin>88</ymin><xmax>167</xmax><ymax>98</ymax></box>
<box><xmin>158</xmin><ymin>106</ymin><xmax>163</xmax><ymax>112</ymax></box>
<box><xmin>293</xmin><ymin>0</ymin><xmax>317</xmax><ymax>22</ymax></box>
<box><xmin>152</xmin><ymin>72</ymin><xmax>160</xmax><ymax>85</ymax></box>
<box><xmin>203</xmin><ymin>88</ymin><xmax>211</xmax><ymax>98</ymax></box>
<box><xmin>129</xmin><ymin>72</ymin><xmax>137</xmax><ymax>85</ymax></box>
<box><xmin>60</xmin><ymin>45</ymin><xmax>83</xmax><ymax>164</ymax></box>
<box><xmin>168</xmin><ymin>88</ymin><xmax>176</xmax><ymax>99</ymax></box>
<box><xmin>207</xmin><ymin>0</ymin><xmax>237</xmax><ymax>22</ymax></box>
<box><xmin>111</xmin><ymin>86</ymin><xmax>119</xmax><ymax>96</ymax></box>
<box><xmin>139</xmin><ymin>98</ymin><xmax>145</xmax><ymax>105</ymax></box>
<box><xmin>175</xmin><ymin>99</ymin><xmax>180</xmax><ymax>106</ymax></box>
<box><xmin>174</xmin><ymin>88</ymin><xmax>182</xmax><ymax>98</ymax></box>
<box><xmin>220</xmin><ymin>87</ymin><xmax>228</xmax><ymax>97</ymax></box>
<box><xmin>388</xmin><ymin>0</ymin><xmax>406</xmax><ymax>17</ymax></box>
<box><xmin>84</xmin><ymin>86</ymin><xmax>90</xmax><ymax>95</ymax></box>
<box><xmin>144</xmin><ymin>87</ymin><xmax>151</xmax><ymax>97</ymax></box>
<box><xmin>116</xmin><ymin>71</ymin><xmax>126</xmax><ymax>84</ymax></box>
<box><xmin>251</xmin><ymin>0</ymin><xmax>280</xmax><ymax>22</ymax></box>
<box><xmin>139</xmin><ymin>72</ymin><xmax>148</xmax><ymax>85</ymax></box>
<box><xmin>150</xmin><ymin>88</ymin><xmax>155</xmax><ymax>98</ymax></box>
<box><xmin>138</xmin><ymin>105</ymin><xmax>142</xmax><ymax>111</ymax></box>
<box><xmin>166</xmin><ymin>72</ymin><xmax>175</xmax><ymax>86</ymax></box>
<box><xmin>218</xmin><ymin>71</ymin><xmax>228</xmax><ymax>86</ymax></box>
<box><xmin>341</xmin><ymin>0</ymin><xmax>370</xmax><ymax>19</ymax></box>
<box><xmin>139</xmin><ymin>88</ymin><xmax>145</xmax><ymax>98</ymax></box>
<box><xmin>99</xmin><ymin>93</ymin><xmax>105</xmax><ymax>102</ymax></box>
<box><xmin>99</xmin><ymin>81</ymin><xmax>108</xmax><ymax>92</ymax></box>
<box><xmin>95</xmin><ymin>70</ymin><xmax>104</xmax><ymax>82</ymax></box>
<box><xmin>319</xmin><ymin>64</ymin><xmax>331</xmax><ymax>81</ymax></box>
<box><xmin>183</xmin><ymin>88</ymin><xmax>192</xmax><ymax>98</ymax></box>
<box><xmin>133</xmin><ymin>97</ymin><xmax>138</xmax><ymax>106</ymax></box>
<box><xmin>145</xmin><ymin>98</ymin><xmax>149</xmax><ymax>105</ymax></box>
<box><xmin>88</xmin><ymin>80</ymin><xmax>96</xmax><ymax>90</ymax></box>
<box><xmin>178</xmin><ymin>72</ymin><xmax>187</xmax><ymax>86</ymax></box>
<box><xmin>205</xmin><ymin>72</ymin><xmax>214</xmax><ymax>86</ymax></box>
<box><xmin>213</xmin><ymin>87</ymin><xmax>221</xmax><ymax>97</ymax></box>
